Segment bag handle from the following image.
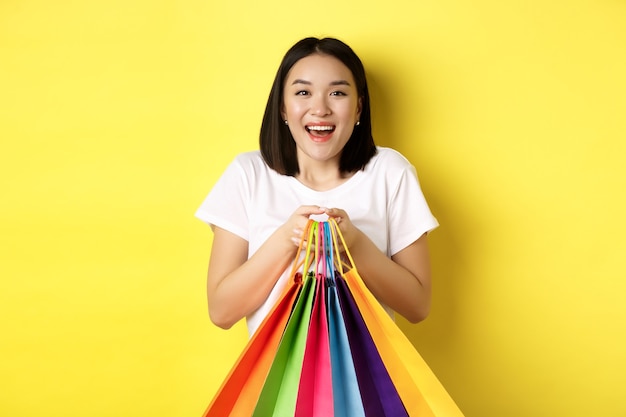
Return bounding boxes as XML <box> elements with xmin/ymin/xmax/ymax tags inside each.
<box><xmin>322</xmin><ymin>221</ymin><xmax>336</xmax><ymax>280</ymax></box>
<box><xmin>314</xmin><ymin>220</ymin><xmax>321</xmax><ymax>278</ymax></box>
<box><xmin>328</xmin><ymin>218</ymin><xmax>357</xmax><ymax>275</ymax></box>
<box><xmin>287</xmin><ymin>219</ymin><xmax>316</xmax><ymax>283</ymax></box>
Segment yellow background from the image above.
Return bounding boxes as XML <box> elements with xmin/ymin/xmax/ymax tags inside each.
<box><xmin>1</xmin><ymin>0</ymin><xmax>625</xmax><ymax>416</ymax></box>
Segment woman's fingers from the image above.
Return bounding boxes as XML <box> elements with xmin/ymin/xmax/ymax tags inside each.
<box><xmin>291</xmin><ymin>227</ymin><xmax>305</xmax><ymax>247</ymax></box>
<box><xmin>323</xmin><ymin>207</ymin><xmax>357</xmax><ymax>249</ymax></box>
<box><xmin>288</xmin><ymin>205</ymin><xmax>323</xmax><ymax>247</ymax></box>
<box><xmin>295</xmin><ymin>205</ymin><xmax>326</xmax><ymax>217</ymax></box>
<box><xmin>324</xmin><ymin>207</ymin><xmax>347</xmax><ymax>220</ymax></box>
<box><xmin>287</xmin><ymin>206</ymin><xmax>354</xmax><ymax>248</ymax></box>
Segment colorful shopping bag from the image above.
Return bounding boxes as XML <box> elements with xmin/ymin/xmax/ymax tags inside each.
<box><xmin>294</xmin><ymin>224</ymin><xmax>334</xmax><ymax>417</ymax></box>
<box><xmin>202</xmin><ymin>219</ymin><xmax>464</xmax><ymax>417</ymax></box>
<box><xmin>329</xmin><ymin>218</ymin><xmax>464</xmax><ymax>417</ymax></box>
<box><xmin>326</xmin><ymin>276</ymin><xmax>366</xmax><ymax>417</ymax></box>
<box><xmin>323</xmin><ymin>222</ymin><xmax>366</xmax><ymax>417</ymax></box>
<box><xmin>251</xmin><ymin>222</ymin><xmax>320</xmax><ymax>417</ymax></box>
<box><xmin>202</xmin><ymin>220</ymin><xmax>315</xmax><ymax>417</ymax></box>
<box><xmin>252</xmin><ymin>272</ymin><xmax>316</xmax><ymax>417</ymax></box>
<box><xmin>201</xmin><ymin>278</ymin><xmax>301</xmax><ymax>417</ymax></box>
<box><xmin>335</xmin><ymin>273</ymin><xmax>409</xmax><ymax>417</ymax></box>
<box><xmin>320</xmin><ymin>221</ymin><xmax>406</xmax><ymax>416</ymax></box>
<box><xmin>293</xmin><ymin>276</ymin><xmax>334</xmax><ymax>416</ymax></box>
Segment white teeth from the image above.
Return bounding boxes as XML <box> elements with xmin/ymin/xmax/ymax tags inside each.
<box><xmin>307</xmin><ymin>125</ymin><xmax>334</xmax><ymax>131</ymax></box>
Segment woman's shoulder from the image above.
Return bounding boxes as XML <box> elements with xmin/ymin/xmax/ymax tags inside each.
<box><xmin>367</xmin><ymin>147</ymin><xmax>413</xmax><ymax>172</ymax></box>
<box><xmin>227</xmin><ymin>150</ymin><xmax>287</xmax><ymax>189</ymax></box>
<box><xmin>228</xmin><ymin>150</ymin><xmax>272</xmax><ymax>173</ymax></box>
<box><xmin>232</xmin><ymin>150</ymin><xmax>264</xmax><ymax>165</ymax></box>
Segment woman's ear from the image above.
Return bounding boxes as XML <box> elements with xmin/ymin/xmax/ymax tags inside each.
<box><xmin>356</xmin><ymin>97</ymin><xmax>363</xmax><ymax>123</ymax></box>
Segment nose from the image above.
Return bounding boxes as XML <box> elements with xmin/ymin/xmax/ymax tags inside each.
<box><xmin>310</xmin><ymin>94</ymin><xmax>331</xmax><ymax>116</ymax></box>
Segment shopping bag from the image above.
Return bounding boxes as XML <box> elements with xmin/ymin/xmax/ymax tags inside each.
<box><xmin>294</xmin><ymin>224</ymin><xmax>334</xmax><ymax>417</ymax></box>
<box><xmin>202</xmin><ymin>220</ymin><xmax>314</xmax><ymax>417</ymax></box>
<box><xmin>323</xmin><ymin>222</ymin><xmax>366</xmax><ymax>417</ymax></box>
<box><xmin>252</xmin><ymin>272</ymin><xmax>316</xmax><ymax>417</ymax></box>
<box><xmin>251</xmin><ymin>222</ymin><xmax>319</xmax><ymax>417</ymax></box>
<box><xmin>293</xmin><ymin>276</ymin><xmax>334</xmax><ymax>416</ymax></box>
<box><xmin>335</xmin><ymin>273</ymin><xmax>409</xmax><ymax>417</ymax></box>
<box><xmin>329</xmin><ymin>218</ymin><xmax>464</xmax><ymax>417</ymax></box>
<box><xmin>201</xmin><ymin>278</ymin><xmax>301</xmax><ymax>417</ymax></box>
<box><xmin>326</xmin><ymin>277</ymin><xmax>366</xmax><ymax>417</ymax></box>
<box><xmin>203</xmin><ymin>218</ymin><xmax>464</xmax><ymax>417</ymax></box>
<box><xmin>322</xmin><ymin>221</ymin><xmax>406</xmax><ymax>416</ymax></box>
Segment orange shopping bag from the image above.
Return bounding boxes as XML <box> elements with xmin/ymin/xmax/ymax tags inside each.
<box><xmin>329</xmin><ymin>218</ymin><xmax>465</xmax><ymax>417</ymax></box>
<box><xmin>202</xmin><ymin>221</ymin><xmax>315</xmax><ymax>417</ymax></box>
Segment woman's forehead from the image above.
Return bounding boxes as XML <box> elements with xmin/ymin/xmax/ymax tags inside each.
<box><xmin>285</xmin><ymin>54</ymin><xmax>355</xmax><ymax>86</ymax></box>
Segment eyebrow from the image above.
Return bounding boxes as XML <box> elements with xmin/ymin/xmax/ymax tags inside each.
<box><xmin>291</xmin><ymin>79</ymin><xmax>352</xmax><ymax>86</ymax></box>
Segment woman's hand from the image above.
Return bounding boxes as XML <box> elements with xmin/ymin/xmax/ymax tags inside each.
<box><xmin>322</xmin><ymin>207</ymin><xmax>432</xmax><ymax>323</ymax></box>
<box><xmin>285</xmin><ymin>205</ymin><xmax>327</xmax><ymax>247</ymax></box>
<box><xmin>323</xmin><ymin>207</ymin><xmax>359</xmax><ymax>250</ymax></box>
<box><xmin>207</xmin><ymin>204</ymin><xmax>325</xmax><ymax>329</ymax></box>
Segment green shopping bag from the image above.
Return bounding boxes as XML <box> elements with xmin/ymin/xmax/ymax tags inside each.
<box><xmin>294</xmin><ymin>223</ymin><xmax>334</xmax><ymax>417</ymax></box>
<box><xmin>201</xmin><ymin>220</ymin><xmax>314</xmax><ymax>417</ymax></box>
<box><xmin>251</xmin><ymin>223</ymin><xmax>319</xmax><ymax>417</ymax></box>
<box><xmin>251</xmin><ymin>272</ymin><xmax>315</xmax><ymax>417</ymax></box>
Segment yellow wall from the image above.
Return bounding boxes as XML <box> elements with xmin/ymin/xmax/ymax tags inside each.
<box><xmin>1</xmin><ymin>0</ymin><xmax>625</xmax><ymax>416</ymax></box>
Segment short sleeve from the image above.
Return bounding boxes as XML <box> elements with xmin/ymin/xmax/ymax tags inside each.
<box><xmin>387</xmin><ymin>163</ymin><xmax>439</xmax><ymax>256</ymax></box>
<box><xmin>194</xmin><ymin>157</ymin><xmax>250</xmax><ymax>241</ymax></box>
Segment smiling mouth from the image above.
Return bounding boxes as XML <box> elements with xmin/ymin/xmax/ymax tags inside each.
<box><xmin>306</xmin><ymin>125</ymin><xmax>335</xmax><ymax>138</ymax></box>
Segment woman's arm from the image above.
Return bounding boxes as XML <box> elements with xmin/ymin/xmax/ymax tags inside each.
<box><xmin>206</xmin><ymin>205</ymin><xmax>325</xmax><ymax>329</ymax></box>
<box><xmin>326</xmin><ymin>208</ymin><xmax>432</xmax><ymax>323</ymax></box>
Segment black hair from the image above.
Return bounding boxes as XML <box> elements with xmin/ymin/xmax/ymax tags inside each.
<box><xmin>259</xmin><ymin>37</ymin><xmax>376</xmax><ymax>176</ymax></box>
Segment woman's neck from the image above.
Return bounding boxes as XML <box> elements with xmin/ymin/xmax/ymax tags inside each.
<box><xmin>295</xmin><ymin>163</ymin><xmax>354</xmax><ymax>191</ymax></box>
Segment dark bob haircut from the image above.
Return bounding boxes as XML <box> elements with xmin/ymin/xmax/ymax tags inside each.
<box><xmin>259</xmin><ymin>37</ymin><xmax>377</xmax><ymax>176</ymax></box>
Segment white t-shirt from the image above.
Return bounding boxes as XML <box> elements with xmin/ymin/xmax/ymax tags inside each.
<box><xmin>195</xmin><ymin>146</ymin><xmax>439</xmax><ymax>336</ymax></box>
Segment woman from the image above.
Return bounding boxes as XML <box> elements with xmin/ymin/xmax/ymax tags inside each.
<box><xmin>196</xmin><ymin>37</ymin><xmax>438</xmax><ymax>337</ymax></box>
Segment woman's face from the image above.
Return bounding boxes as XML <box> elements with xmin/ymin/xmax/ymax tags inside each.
<box><xmin>282</xmin><ymin>54</ymin><xmax>362</xmax><ymax>170</ymax></box>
